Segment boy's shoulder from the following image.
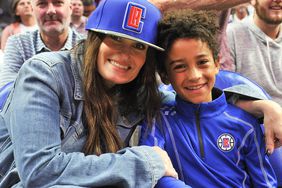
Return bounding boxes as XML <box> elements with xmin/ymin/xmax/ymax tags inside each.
<box><xmin>225</xmin><ymin>103</ymin><xmax>260</xmax><ymax>127</ymax></box>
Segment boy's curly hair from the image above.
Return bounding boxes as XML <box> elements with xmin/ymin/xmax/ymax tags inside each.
<box><xmin>157</xmin><ymin>9</ymin><xmax>220</xmax><ymax>83</ymax></box>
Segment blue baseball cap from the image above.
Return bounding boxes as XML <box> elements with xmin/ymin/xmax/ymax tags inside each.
<box><xmin>85</xmin><ymin>0</ymin><xmax>164</xmax><ymax>51</ymax></box>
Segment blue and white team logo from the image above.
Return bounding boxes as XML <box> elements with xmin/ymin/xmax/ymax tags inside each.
<box><xmin>217</xmin><ymin>133</ymin><xmax>235</xmax><ymax>152</ymax></box>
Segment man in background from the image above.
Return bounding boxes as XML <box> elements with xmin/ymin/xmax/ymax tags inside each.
<box><xmin>226</xmin><ymin>0</ymin><xmax>282</xmax><ymax>106</ymax></box>
<box><xmin>0</xmin><ymin>0</ymin><xmax>14</xmax><ymax>47</ymax></box>
<box><xmin>70</xmin><ymin>0</ymin><xmax>87</xmax><ymax>35</ymax></box>
<box><xmin>83</xmin><ymin>0</ymin><xmax>95</xmax><ymax>17</ymax></box>
<box><xmin>0</xmin><ymin>0</ymin><xmax>84</xmax><ymax>89</ymax></box>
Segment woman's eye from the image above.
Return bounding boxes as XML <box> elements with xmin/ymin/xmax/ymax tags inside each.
<box><xmin>134</xmin><ymin>43</ymin><xmax>146</xmax><ymax>50</ymax></box>
<box><xmin>110</xmin><ymin>35</ymin><xmax>122</xmax><ymax>42</ymax></box>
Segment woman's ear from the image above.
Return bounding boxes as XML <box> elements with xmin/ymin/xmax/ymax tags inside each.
<box><xmin>159</xmin><ymin>71</ymin><xmax>170</xmax><ymax>85</ymax></box>
<box><xmin>214</xmin><ymin>55</ymin><xmax>220</xmax><ymax>75</ymax></box>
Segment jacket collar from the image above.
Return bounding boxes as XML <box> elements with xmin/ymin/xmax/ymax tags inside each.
<box><xmin>175</xmin><ymin>88</ymin><xmax>227</xmax><ymax>119</ymax></box>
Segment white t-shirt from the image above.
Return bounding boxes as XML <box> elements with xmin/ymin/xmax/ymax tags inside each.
<box><xmin>19</xmin><ymin>23</ymin><xmax>38</xmax><ymax>33</ymax></box>
<box><xmin>0</xmin><ymin>49</ymin><xmax>4</xmax><ymax>71</ymax></box>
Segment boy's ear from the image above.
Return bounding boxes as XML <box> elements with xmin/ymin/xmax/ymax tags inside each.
<box><xmin>215</xmin><ymin>56</ymin><xmax>220</xmax><ymax>74</ymax></box>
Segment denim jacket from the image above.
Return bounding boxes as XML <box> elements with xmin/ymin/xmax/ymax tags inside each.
<box><xmin>0</xmin><ymin>45</ymin><xmax>165</xmax><ymax>187</ymax></box>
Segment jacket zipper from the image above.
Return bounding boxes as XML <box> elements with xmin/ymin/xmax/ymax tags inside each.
<box><xmin>195</xmin><ymin>109</ymin><xmax>205</xmax><ymax>159</ymax></box>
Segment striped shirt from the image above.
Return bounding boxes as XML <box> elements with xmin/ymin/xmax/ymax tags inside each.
<box><xmin>0</xmin><ymin>28</ymin><xmax>84</xmax><ymax>88</ymax></box>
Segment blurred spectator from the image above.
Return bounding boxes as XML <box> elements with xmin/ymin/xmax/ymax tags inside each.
<box><xmin>0</xmin><ymin>0</ymin><xmax>14</xmax><ymax>43</ymax></box>
<box><xmin>1</xmin><ymin>0</ymin><xmax>37</xmax><ymax>50</ymax></box>
<box><xmin>70</xmin><ymin>0</ymin><xmax>87</xmax><ymax>35</ymax></box>
<box><xmin>83</xmin><ymin>0</ymin><xmax>95</xmax><ymax>17</ymax></box>
<box><xmin>232</xmin><ymin>3</ymin><xmax>250</xmax><ymax>22</ymax></box>
<box><xmin>226</xmin><ymin>0</ymin><xmax>282</xmax><ymax>106</ymax></box>
<box><xmin>0</xmin><ymin>0</ymin><xmax>84</xmax><ymax>89</ymax></box>
<box><xmin>93</xmin><ymin>0</ymin><xmax>100</xmax><ymax>6</ymax></box>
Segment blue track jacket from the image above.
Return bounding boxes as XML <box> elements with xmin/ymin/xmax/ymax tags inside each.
<box><xmin>140</xmin><ymin>88</ymin><xmax>277</xmax><ymax>188</ymax></box>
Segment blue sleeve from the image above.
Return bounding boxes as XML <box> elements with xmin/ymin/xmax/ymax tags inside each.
<box><xmin>215</xmin><ymin>70</ymin><xmax>271</xmax><ymax>100</ymax></box>
<box><xmin>140</xmin><ymin>119</ymin><xmax>192</xmax><ymax>188</ymax></box>
<box><xmin>139</xmin><ymin>120</ymin><xmax>166</xmax><ymax>149</ymax></box>
<box><xmin>244</xmin><ymin>121</ymin><xmax>277</xmax><ymax>187</ymax></box>
<box><xmin>156</xmin><ymin>177</ymin><xmax>192</xmax><ymax>188</ymax></box>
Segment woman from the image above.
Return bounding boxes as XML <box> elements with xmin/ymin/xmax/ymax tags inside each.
<box><xmin>1</xmin><ymin>0</ymin><xmax>37</xmax><ymax>50</ymax></box>
<box><xmin>0</xmin><ymin>0</ymin><xmax>176</xmax><ymax>187</ymax></box>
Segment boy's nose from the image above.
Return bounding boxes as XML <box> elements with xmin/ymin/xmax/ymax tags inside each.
<box><xmin>188</xmin><ymin>68</ymin><xmax>201</xmax><ymax>81</ymax></box>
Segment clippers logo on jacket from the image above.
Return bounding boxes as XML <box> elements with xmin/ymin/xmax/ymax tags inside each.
<box><xmin>217</xmin><ymin>133</ymin><xmax>235</xmax><ymax>152</ymax></box>
<box><xmin>123</xmin><ymin>2</ymin><xmax>145</xmax><ymax>33</ymax></box>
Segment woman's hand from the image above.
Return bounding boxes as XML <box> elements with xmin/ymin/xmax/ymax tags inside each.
<box><xmin>148</xmin><ymin>0</ymin><xmax>250</xmax><ymax>12</ymax></box>
<box><xmin>260</xmin><ymin>101</ymin><xmax>282</xmax><ymax>151</ymax></box>
<box><xmin>152</xmin><ymin>146</ymin><xmax>178</xmax><ymax>179</ymax></box>
<box><xmin>236</xmin><ymin>99</ymin><xmax>282</xmax><ymax>154</ymax></box>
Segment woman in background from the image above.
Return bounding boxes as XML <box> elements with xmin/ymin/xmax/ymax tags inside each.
<box><xmin>1</xmin><ymin>0</ymin><xmax>37</xmax><ymax>50</ymax></box>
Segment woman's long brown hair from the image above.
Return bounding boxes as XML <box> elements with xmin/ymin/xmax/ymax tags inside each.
<box><xmin>81</xmin><ymin>32</ymin><xmax>161</xmax><ymax>155</ymax></box>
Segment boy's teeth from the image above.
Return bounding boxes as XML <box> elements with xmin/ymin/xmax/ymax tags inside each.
<box><xmin>187</xmin><ymin>85</ymin><xmax>203</xmax><ymax>90</ymax></box>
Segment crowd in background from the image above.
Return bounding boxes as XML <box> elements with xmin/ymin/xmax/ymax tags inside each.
<box><xmin>228</xmin><ymin>3</ymin><xmax>254</xmax><ymax>23</ymax></box>
<box><xmin>0</xmin><ymin>0</ymin><xmax>253</xmax><ymax>70</ymax></box>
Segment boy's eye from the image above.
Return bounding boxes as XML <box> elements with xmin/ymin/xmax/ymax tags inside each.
<box><xmin>110</xmin><ymin>35</ymin><xmax>122</xmax><ymax>42</ymax></box>
<box><xmin>198</xmin><ymin>60</ymin><xmax>209</xmax><ymax>65</ymax></box>
<box><xmin>173</xmin><ymin>64</ymin><xmax>187</xmax><ymax>72</ymax></box>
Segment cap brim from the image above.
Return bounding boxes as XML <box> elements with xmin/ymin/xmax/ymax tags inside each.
<box><xmin>89</xmin><ymin>29</ymin><xmax>164</xmax><ymax>51</ymax></box>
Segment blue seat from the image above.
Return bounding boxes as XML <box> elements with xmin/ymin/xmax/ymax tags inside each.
<box><xmin>0</xmin><ymin>81</ymin><xmax>13</xmax><ymax>111</ymax></box>
<box><xmin>159</xmin><ymin>70</ymin><xmax>282</xmax><ymax>186</ymax></box>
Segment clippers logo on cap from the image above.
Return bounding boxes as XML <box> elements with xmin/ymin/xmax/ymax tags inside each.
<box><xmin>123</xmin><ymin>2</ymin><xmax>146</xmax><ymax>33</ymax></box>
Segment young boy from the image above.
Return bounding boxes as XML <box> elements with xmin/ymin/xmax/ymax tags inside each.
<box><xmin>140</xmin><ymin>9</ymin><xmax>277</xmax><ymax>188</ymax></box>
